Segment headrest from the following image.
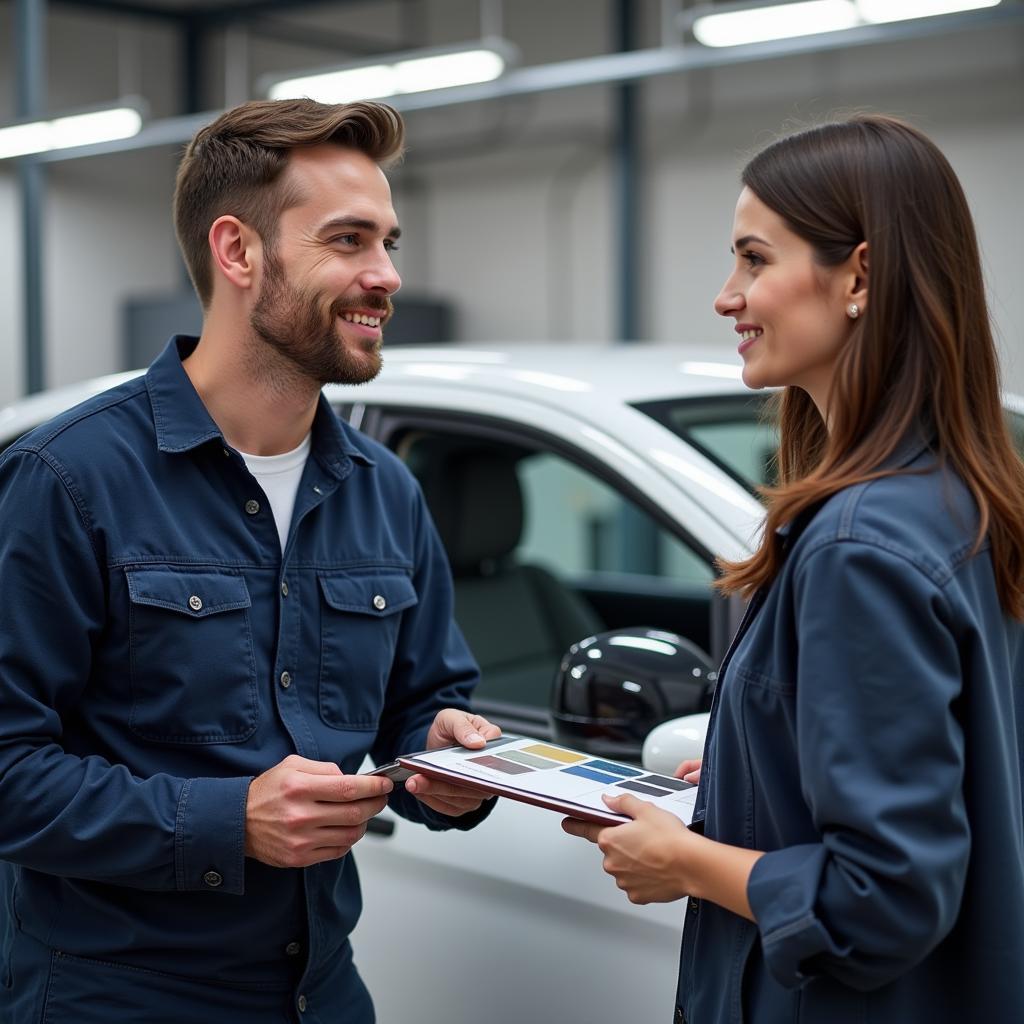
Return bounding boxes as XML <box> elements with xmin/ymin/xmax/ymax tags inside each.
<box><xmin>407</xmin><ymin>439</ymin><xmax>524</xmax><ymax>574</ymax></box>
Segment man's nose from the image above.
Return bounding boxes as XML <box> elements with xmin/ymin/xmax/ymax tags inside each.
<box><xmin>360</xmin><ymin>249</ymin><xmax>401</xmax><ymax>295</ymax></box>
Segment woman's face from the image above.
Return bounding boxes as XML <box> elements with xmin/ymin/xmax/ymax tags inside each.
<box><xmin>714</xmin><ymin>187</ymin><xmax>859</xmax><ymax>419</ymax></box>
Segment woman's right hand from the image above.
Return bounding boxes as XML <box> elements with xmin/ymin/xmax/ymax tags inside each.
<box><xmin>674</xmin><ymin>758</ymin><xmax>702</xmax><ymax>784</ymax></box>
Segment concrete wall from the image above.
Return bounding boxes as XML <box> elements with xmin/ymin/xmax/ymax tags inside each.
<box><xmin>1</xmin><ymin>0</ymin><xmax>1022</xmax><ymax>403</ymax></box>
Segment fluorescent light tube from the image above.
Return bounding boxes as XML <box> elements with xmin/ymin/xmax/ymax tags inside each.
<box><xmin>393</xmin><ymin>49</ymin><xmax>507</xmax><ymax>92</ymax></box>
<box><xmin>268</xmin><ymin>46</ymin><xmax>508</xmax><ymax>104</ymax></box>
<box><xmin>268</xmin><ymin>65</ymin><xmax>396</xmax><ymax>104</ymax></box>
<box><xmin>50</xmin><ymin>108</ymin><xmax>143</xmax><ymax>150</ymax></box>
<box><xmin>856</xmin><ymin>0</ymin><xmax>1000</xmax><ymax>23</ymax></box>
<box><xmin>0</xmin><ymin>122</ymin><xmax>52</xmax><ymax>160</ymax></box>
<box><xmin>0</xmin><ymin>105</ymin><xmax>142</xmax><ymax>160</ymax></box>
<box><xmin>693</xmin><ymin>0</ymin><xmax>860</xmax><ymax>47</ymax></box>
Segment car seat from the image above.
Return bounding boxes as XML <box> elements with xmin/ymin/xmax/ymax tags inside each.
<box><xmin>402</xmin><ymin>435</ymin><xmax>604</xmax><ymax>707</ymax></box>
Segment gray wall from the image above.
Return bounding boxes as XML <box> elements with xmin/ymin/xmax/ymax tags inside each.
<box><xmin>1</xmin><ymin>0</ymin><xmax>1022</xmax><ymax>407</ymax></box>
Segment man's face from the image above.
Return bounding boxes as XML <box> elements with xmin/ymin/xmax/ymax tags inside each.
<box><xmin>250</xmin><ymin>145</ymin><xmax>402</xmax><ymax>386</ymax></box>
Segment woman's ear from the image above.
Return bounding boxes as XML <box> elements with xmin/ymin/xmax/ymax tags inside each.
<box><xmin>208</xmin><ymin>215</ymin><xmax>260</xmax><ymax>293</ymax></box>
<box><xmin>849</xmin><ymin>241</ymin><xmax>869</xmax><ymax>312</ymax></box>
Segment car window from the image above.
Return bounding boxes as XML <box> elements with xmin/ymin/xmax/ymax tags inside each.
<box><xmin>636</xmin><ymin>397</ymin><xmax>1024</xmax><ymax>491</ymax></box>
<box><xmin>633</xmin><ymin>394</ymin><xmax>777</xmax><ymax>493</ymax></box>
<box><xmin>388</xmin><ymin>424</ymin><xmax>716</xmax><ymax>716</ymax></box>
<box><xmin>1008</xmin><ymin>409</ymin><xmax>1024</xmax><ymax>459</ymax></box>
<box><xmin>517</xmin><ymin>452</ymin><xmax>712</xmax><ymax>585</ymax></box>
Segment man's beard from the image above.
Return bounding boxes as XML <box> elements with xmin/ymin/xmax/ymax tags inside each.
<box><xmin>249</xmin><ymin>250</ymin><xmax>391</xmax><ymax>386</ymax></box>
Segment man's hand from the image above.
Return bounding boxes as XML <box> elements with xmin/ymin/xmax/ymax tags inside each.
<box><xmin>245</xmin><ymin>755</ymin><xmax>393</xmax><ymax>868</ymax></box>
<box><xmin>404</xmin><ymin>709</ymin><xmax>501</xmax><ymax>818</ymax></box>
<box><xmin>674</xmin><ymin>757</ymin><xmax>702</xmax><ymax>784</ymax></box>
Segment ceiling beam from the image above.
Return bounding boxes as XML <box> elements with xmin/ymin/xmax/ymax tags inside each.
<box><xmin>49</xmin><ymin>0</ymin><xmax>378</xmax><ymax>24</ymax></box>
<box><xmin>26</xmin><ymin>4</ymin><xmax>1024</xmax><ymax>164</ymax></box>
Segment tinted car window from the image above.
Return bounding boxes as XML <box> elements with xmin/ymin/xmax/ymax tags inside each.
<box><xmin>1008</xmin><ymin>410</ymin><xmax>1024</xmax><ymax>458</ymax></box>
<box><xmin>392</xmin><ymin>427</ymin><xmax>715</xmax><ymax>714</ymax></box>
<box><xmin>637</xmin><ymin>397</ymin><xmax>1024</xmax><ymax>493</ymax></box>
<box><xmin>634</xmin><ymin>394</ymin><xmax>777</xmax><ymax>493</ymax></box>
<box><xmin>517</xmin><ymin>452</ymin><xmax>712</xmax><ymax>585</ymax></box>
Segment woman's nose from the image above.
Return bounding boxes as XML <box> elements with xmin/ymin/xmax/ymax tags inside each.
<box><xmin>714</xmin><ymin>279</ymin><xmax>745</xmax><ymax>318</ymax></box>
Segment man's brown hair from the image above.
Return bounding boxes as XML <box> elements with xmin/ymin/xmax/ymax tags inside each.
<box><xmin>173</xmin><ymin>98</ymin><xmax>405</xmax><ymax>307</ymax></box>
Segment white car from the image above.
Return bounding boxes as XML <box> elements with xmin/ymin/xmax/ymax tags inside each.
<box><xmin>3</xmin><ymin>344</ymin><xmax>1020</xmax><ymax>1024</ymax></box>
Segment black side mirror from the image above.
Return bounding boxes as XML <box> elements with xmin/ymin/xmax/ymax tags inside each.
<box><xmin>549</xmin><ymin>626</ymin><xmax>717</xmax><ymax>762</ymax></box>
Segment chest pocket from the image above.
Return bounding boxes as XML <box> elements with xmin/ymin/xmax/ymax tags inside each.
<box><xmin>125</xmin><ymin>567</ymin><xmax>258</xmax><ymax>744</ymax></box>
<box><xmin>318</xmin><ymin>572</ymin><xmax>418</xmax><ymax>730</ymax></box>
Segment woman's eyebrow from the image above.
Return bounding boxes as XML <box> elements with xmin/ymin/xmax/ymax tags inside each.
<box><xmin>730</xmin><ymin>234</ymin><xmax>772</xmax><ymax>253</ymax></box>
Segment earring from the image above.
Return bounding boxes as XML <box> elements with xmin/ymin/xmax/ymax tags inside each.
<box><xmin>847</xmin><ymin>303</ymin><xmax>860</xmax><ymax>320</ymax></box>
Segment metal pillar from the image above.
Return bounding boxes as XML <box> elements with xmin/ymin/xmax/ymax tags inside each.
<box><xmin>613</xmin><ymin>0</ymin><xmax>640</xmax><ymax>345</ymax></box>
<box><xmin>612</xmin><ymin>2</ymin><xmax>660</xmax><ymax>573</ymax></box>
<box><xmin>16</xmin><ymin>0</ymin><xmax>47</xmax><ymax>395</ymax></box>
<box><xmin>183</xmin><ymin>15</ymin><xmax>205</xmax><ymax>115</ymax></box>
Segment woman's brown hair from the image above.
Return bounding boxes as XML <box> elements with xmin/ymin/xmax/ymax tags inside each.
<box><xmin>716</xmin><ymin>114</ymin><xmax>1024</xmax><ymax>619</ymax></box>
<box><xmin>173</xmin><ymin>98</ymin><xmax>404</xmax><ymax>308</ymax></box>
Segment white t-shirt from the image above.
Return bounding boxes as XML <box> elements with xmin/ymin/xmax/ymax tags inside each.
<box><xmin>239</xmin><ymin>433</ymin><xmax>312</xmax><ymax>552</ymax></box>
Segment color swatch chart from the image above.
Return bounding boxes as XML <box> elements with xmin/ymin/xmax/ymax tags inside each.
<box><xmin>408</xmin><ymin>735</ymin><xmax>697</xmax><ymax>824</ymax></box>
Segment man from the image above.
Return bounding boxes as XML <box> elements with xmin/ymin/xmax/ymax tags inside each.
<box><xmin>0</xmin><ymin>99</ymin><xmax>498</xmax><ymax>1024</ymax></box>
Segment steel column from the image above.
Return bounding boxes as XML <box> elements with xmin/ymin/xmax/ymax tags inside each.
<box><xmin>613</xmin><ymin>1</ymin><xmax>661</xmax><ymax>574</ymax></box>
<box><xmin>15</xmin><ymin>0</ymin><xmax>47</xmax><ymax>395</ymax></box>
<box><xmin>613</xmin><ymin>0</ymin><xmax>640</xmax><ymax>345</ymax></box>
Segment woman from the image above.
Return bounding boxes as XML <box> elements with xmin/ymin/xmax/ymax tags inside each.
<box><xmin>564</xmin><ymin>115</ymin><xmax>1024</xmax><ymax>1023</ymax></box>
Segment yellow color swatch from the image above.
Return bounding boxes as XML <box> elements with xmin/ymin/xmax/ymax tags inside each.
<box><xmin>522</xmin><ymin>744</ymin><xmax>586</xmax><ymax>764</ymax></box>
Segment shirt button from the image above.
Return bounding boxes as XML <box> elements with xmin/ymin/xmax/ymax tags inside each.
<box><xmin>245</xmin><ymin>499</ymin><xmax>260</xmax><ymax>515</ymax></box>
<box><xmin>280</xmin><ymin>671</ymin><xmax>292</xmax><ymax>689</ymax></box>
<box><xmin>188</xmin><ymin>595</ymin><xmax>203</xmax><ymax>612</ymax></box>
<box><xmin>373</xmin><ymin>595</ymin><xmax>387</xmax><ymax>611</ymax></box>
<box><xmin>297</xmin><ymin>994</ymin><xmax>308</xmax><ymax>1013</ymax></box>
<box><xmin>203</xmin><ymin>870</ymin><xmax>223</xmax><ymax>888</ymax></box>
<box><xmin>281</xmin><ymin>581</ymin><xmax>289</xmax><ymax>597</ymax></box>
<box><xmin>688</xmin><ymin>897</ymin><xmax>699</xmax><ymax>915</ymax></box>
<box><xmin>285</xmin><ymin>941</ymin><xmax>301</xmax><ymax>957</ymax></box>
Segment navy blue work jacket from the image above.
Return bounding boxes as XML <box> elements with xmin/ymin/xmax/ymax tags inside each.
<box><xmin>0</xmin><ymin>337</ymin><xmax>487</xmax><ymax>1024</ymax></box>
<box><xmin>678</xmin><ymin>439</ymin><xmax>1024</xmax><ymax>1024</ymax></box>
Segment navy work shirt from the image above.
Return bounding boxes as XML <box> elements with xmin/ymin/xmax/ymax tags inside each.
<box><xmin>677</xmin><ymin>439</ymin><xmax>1024</xmax><ymax>1024</ymax></box>
<box><xmin>0</xmin><ymin>337</ymin><xmax>487</xmax><ymax>1023</ymax></box>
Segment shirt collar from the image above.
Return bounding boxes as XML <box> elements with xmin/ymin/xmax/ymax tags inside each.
<box><xmin>145</xmin><ymin>335</ymin><xmax>375</xmax><ymax>472</ymax></box>
<box><xmin>774</xmin><ymin>424</ymin><xmax>935</xmax><ymax>540</ymax></box>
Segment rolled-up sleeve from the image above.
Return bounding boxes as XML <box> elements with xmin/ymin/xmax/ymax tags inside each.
<box><xmin>747</xmin><ymin>540</ymin><xmax>969</xmax><ymax>990</ymax></box>
<box><xmin>0</xmin><ymin>449</ymin><xmax>250</xmax><ymax>893</ymax></box>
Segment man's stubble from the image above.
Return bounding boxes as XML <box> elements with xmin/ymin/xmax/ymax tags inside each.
<box><xmin>249</xmin><ymin>247</ymin><xmax>391</xmax><ymax>388</ymax></box>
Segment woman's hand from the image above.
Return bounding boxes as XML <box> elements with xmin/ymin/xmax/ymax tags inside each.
<box><xmin>563</xmin><ymin>790</ymin><xmax>764</xmax><ymax>918</ymax></box>
<box><xmin>675</xmin><ymin>758</ymin><xmax>702</xmax><ymax>784</ymax></box>
<box><xmin>561</xmin><ymin>793</ymin><xmax>699</xmax><ymax>904</ymax></box>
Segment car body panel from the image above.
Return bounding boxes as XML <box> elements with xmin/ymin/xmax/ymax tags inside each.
<box><xmin>3</xmin><ymin>342</ymin><xmax>1021</xmax><ymax>1024</ymax></box>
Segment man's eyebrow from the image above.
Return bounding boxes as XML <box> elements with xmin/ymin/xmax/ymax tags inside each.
<box><xmin>318</xmin><ymin>216</ymin><xmax>401</xmax><ymax>240</ymax></box>
<box><xmin>730</xmin><ymin>234</ymin><xmax>771</xmax><ymax>253</ymax></box>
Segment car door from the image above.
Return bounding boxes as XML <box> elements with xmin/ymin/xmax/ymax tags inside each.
<box><xmin>348</xmin><ymin>405</ymin><xmax>725</xmax><ymax>1024</ymax></box>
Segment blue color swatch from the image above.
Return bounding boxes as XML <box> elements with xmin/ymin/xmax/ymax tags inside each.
<box><xmin>585</xmin><ymin>759</ymin><xmax>644</xmax><ymax>778</ymax></box>
<box><xmin>562</xmin><ymin>765</ymin><xmax>624</xmax><ymax>785</ymax></box>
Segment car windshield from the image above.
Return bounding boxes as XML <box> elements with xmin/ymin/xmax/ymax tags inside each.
<box><xmin>634</xmin><ymin>394</ymin><xmax>1024</xmax><ymax>497</ymax></box>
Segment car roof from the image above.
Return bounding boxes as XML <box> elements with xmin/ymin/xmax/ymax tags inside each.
<box><xmin>360</xmin><ymin>342</ymin><xmax>749</xmax><ymax>406</ymax></box>
<box><xmin>0</xmin><ymin>343</ymin><xmax>749</xmax><ymax>445</ymax></box>
<box><xmin>3</xmin><ymin>341</ymin><xmax>1020</xmax><ymax>445</ymax></box>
